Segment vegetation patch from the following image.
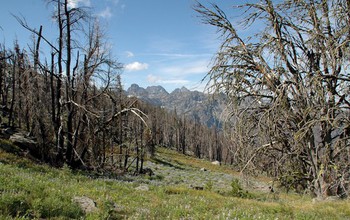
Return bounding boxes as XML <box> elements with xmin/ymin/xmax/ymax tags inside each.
<box><xmin>0</xmin><ymin>147</ymin><xmax>349</xmax><ymax>219</ymax></box>
<box><xmin>0</xmin><ymin>139</ymin><xmax>22</xmax><ymax>155</ymax></box>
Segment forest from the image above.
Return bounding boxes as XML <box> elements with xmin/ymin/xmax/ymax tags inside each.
<box><xmin>0</xmin><ymin>1</ymin><xmax>228</xmax><ymax>175</ymax></box>
<box><xmin>0</xmin><ymin>0</ymin><xmax>349</xmax><ymax>201</ymax></box>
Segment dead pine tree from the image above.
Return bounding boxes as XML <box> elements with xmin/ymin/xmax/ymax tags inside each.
<box><xmin>195</xmin><ymin>0</ymin><xmax>350</xmax><ymax>199</ymax></box>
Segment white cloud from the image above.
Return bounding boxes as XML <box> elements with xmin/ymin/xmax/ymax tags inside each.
<box><xmin>67</xmin><ymin>0</ymin><xmax>91</xmax><ymax>8</ymax></box>
<box><xmin>125</xmin><ymin>51</ymin><xmax>134</xmax><ymax>57</ymax></box>
<box><xmin>162</xmin><ymin>79</ymin><xmax>190</xmax><ymax>84</ymax></box>
<box><xmin>125</xmin><ymin>62</ymin><xmax>149</xmax><ymax>71</ymax></box>
<box><xmin>147</xmin><ymin>74</ymin><xmax>160</xmax><ymax>83</ymax></box>
<box><xmin>147</xmin><ymin>74</ymin><xmax>189</xmax><ymax>85</ymax></box>
<box><xmin>162</xmin><ymin>60</ymin><xmax>210</xmax><ymax>76</ymax></box>
<box><xmin>97</xmin><ymin>7</ymin><xmax>113</xmax><ymax>19</ymax></box>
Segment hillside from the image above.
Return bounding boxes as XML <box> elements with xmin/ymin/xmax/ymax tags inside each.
<box><xmin>127</xmin><ymin>84</ymin><xmax>226</xmax><ymax>127</ymax></box>
<box><xmin>0</xmin><ymin>0</ymin><xmax>348</xmax><ymax>209</ymax></box>
<box><xmin>1</xmin><ymin>140</ymin><xmax>349</xmax><ymax>219</ymax></box>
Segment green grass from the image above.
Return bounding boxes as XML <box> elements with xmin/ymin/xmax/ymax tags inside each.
<box><xmin>0</xmin><ymin>141</ymin><xmax>349</xmax><ymax>219</ymax></box>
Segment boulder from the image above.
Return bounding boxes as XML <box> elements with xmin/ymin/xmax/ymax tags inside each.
<box><xmin>9</xmin><ymin>132</ymin><xmax>39</xmax><ymax>158</ymax></box>
<box><xmin>135</xmin><ymin>184</ymin><xmax>149</xmax><ymax>191</ymax></box>
<box><xmin>72</xmin><ymin>196</ymin><xmax>97</xmax><ymax>213</ymax></box>
<box><xmin>211</xmin><ymin>161</ymin><xmax>221</xmax><ymax>166</ymax></box>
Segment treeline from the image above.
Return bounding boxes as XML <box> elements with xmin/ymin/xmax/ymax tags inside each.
<box><xmin>0</xmin><ymin>42</ymin><xmax>230</xmax><ymax>170</ymax></box>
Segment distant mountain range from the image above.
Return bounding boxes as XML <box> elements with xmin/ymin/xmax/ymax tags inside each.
<box><xmin>126</xmin><ymin>84</ymin><xmax>226</xmax><ymax>127</ymax></box>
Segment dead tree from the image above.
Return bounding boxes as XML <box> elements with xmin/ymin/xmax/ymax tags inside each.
<box><xmin>195</xmin><ymin>0</ymin><xmax>350</xmax><ymax>198</ymax></box>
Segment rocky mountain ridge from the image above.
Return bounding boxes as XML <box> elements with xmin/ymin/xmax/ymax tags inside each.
<box><xmin>126</xmin><ymin>84</ymin><xmax>225</xmax><ymax>127</ymax></box>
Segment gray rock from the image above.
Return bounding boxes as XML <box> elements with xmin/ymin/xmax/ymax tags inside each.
<box><xmin>211</xmin><ymin>161</ymin><xmax>221</xmax><ymax>165</ymax></box>
<box><xmin>72</xmin><ymin>196</ymin><xmax>97</xmax><ymax>213</ymax></box>
<box><xmin>9</xmin><ymin>132</ymin><xmax>39</xmax><ymax>157</ymax></box>
<box><xmin>135</xmin><ymin>184</ymin><xmax>149</xmax><ymax>191</ymax></box>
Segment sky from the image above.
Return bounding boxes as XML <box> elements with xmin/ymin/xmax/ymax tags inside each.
<box><xmin>0</xmin><ymin>0</ymin><xmax>241</xmax><ymax>92</ymax></box>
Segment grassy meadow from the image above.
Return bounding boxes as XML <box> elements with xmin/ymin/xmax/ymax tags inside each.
<box><xmin>0</xmin><ymin>140</ymin><xmax>349</xmax><ymax>219</ymax></box>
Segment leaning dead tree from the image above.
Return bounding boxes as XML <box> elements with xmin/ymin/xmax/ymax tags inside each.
<box><xmin>195</xmin><ymin>0</ymin><xmax>350</xmax><ymax>198</ymax></box>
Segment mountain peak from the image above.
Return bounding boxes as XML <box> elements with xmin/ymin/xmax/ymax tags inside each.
<box><xmin>146</xmin><ymin>85</ymin><xmax>169</xmax><ymax>95</ymax></box>
<box><xmin>127</xmin><ymin>84</ymin><xmax>147</xmax><ymax>97</ymax></box>
<box><xmin>180</xmin><ymin>86</ymin><xmax>190</xmax><ymax>92</ymax></box>
<box><xmin>171</xmin><ymin>86</ymin><xmax>190</xmax><ymax>95</ymax></box>
<box><xmin>129</xmin><ymin>83</ymin><xmax>141</xmax><ymax>89</ymax></box>
<box><xmin>125</xmin><ymin>84</ymin><xmax>224</xmax><ymax>127</ymax></box>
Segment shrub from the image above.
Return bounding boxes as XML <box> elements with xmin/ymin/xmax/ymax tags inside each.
<box><xmin>0</xmin><ymin>194</ymin><xmax>32</xmax><ymax>218</ymax></box>
<box><xmin>205</xmin><ymin>180</ymin><xmax>213</xmax><ymax>191</ymax></box>
<box><xmin>230</xmin><ymin>179</ymin><xmax>253</xmax><ymax>199</ymax></box>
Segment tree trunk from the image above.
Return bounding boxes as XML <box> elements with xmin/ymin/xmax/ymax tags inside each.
<box><xmin>56</xmin><ymin>0</ymin><xmax>64</xmax><ymax>165</ymax></box>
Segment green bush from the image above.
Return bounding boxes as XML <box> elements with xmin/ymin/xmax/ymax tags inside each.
<box><xmin>0</xmin><ymin>194</ymin><xmax>32</xmax><ymax>218</ymax></box>
<box><xmin>230</xmin><ymin>179</ymin><xmax>253</xmax><ymax>199</ymax></box>
<box><xmin>205</xmin><ymin>180</ymin><xmax>213</xmax><ymax>191</ymax></box>
<box><xmin>32</xmin><ymin>196</ymin><xmax>84</xmax><ymax>219</ymax></box>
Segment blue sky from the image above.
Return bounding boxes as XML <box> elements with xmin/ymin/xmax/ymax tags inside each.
<box><xmin>0</xmin><ymin>0</ymin><xmax>239</xmax><ymax>92</ymax></box>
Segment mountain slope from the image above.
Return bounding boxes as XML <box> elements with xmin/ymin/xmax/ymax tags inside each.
<box><xmin>1</xmin><ymin>142</ymin><xmax>349</xmax><ymax>219</ymax></box>
<box><xmin>127</xmin><ymin>84</ymin><xmax>226</xmax><ymax>127</ymax></box>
